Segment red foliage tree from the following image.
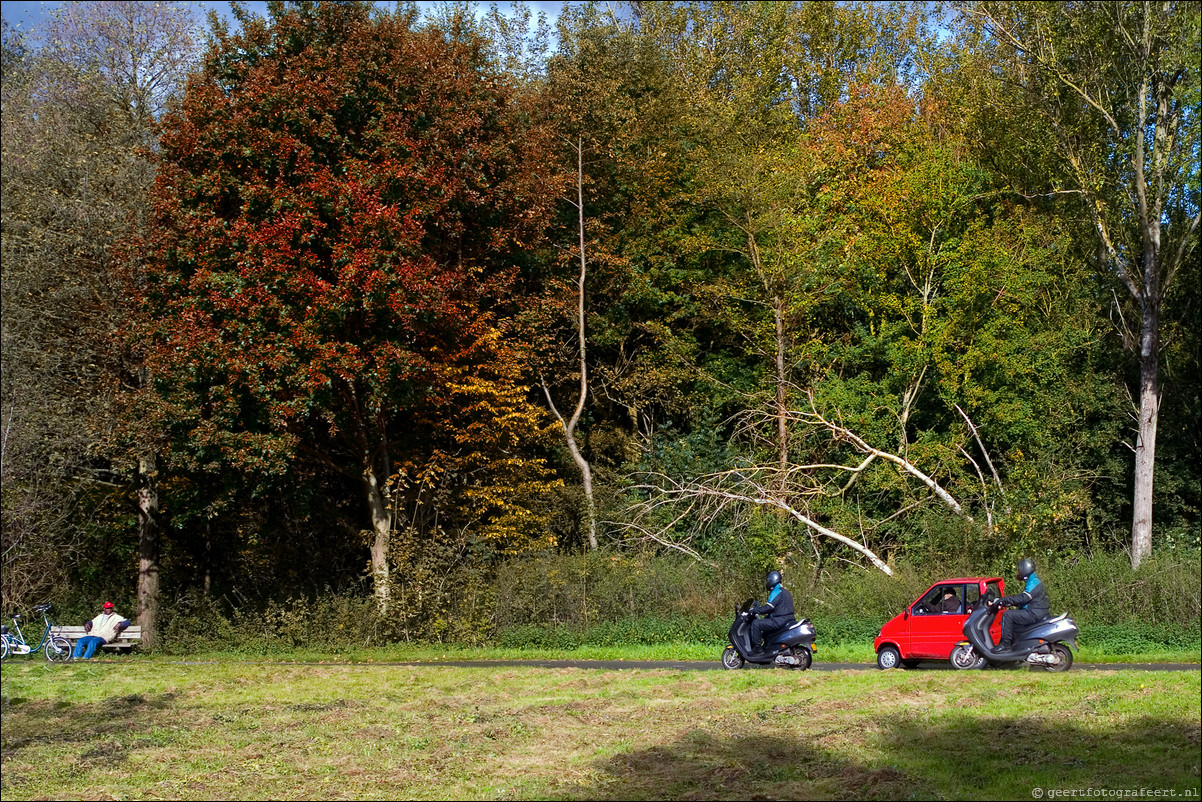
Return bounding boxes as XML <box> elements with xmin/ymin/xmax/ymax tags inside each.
<box><xmin>140</xmin><ymin>3</ymin><xmax>557</xmax><ymax>609</ymax></box>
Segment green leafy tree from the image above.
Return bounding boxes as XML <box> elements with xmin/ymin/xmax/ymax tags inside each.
<box><xmin>962</xmin><ymin>1</ymin><xmax>1201</xmax><ymax>567</ymax></box>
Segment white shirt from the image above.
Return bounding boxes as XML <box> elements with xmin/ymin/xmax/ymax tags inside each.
<box><xmin>89</xmin><ymin>611</ymin><xmax>127</xmax><ymax>642</ymax></box>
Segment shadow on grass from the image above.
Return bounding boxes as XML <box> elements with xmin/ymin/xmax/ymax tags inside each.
<box><xmin>1</xmin><ymin>691</ymin><xmax>182</xmax><ymax>765</ymax></box>
<box><xmin>556</xmin><ymin>716</ymin><xmax>1202</xmax><ymax>801</ymax></box>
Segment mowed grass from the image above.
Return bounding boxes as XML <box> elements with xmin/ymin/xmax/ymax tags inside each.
<box><xmin>133</xmin><ymin>639</ymin><xmax>1202</xmax><ymax>665</ymax></box>
<box><xmin>2</xmin><ymin>659</ymin><xmax>1198</xmax><ymax>801</ymax></box>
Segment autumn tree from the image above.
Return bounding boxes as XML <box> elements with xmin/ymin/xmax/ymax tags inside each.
<box><xmin>1</xmin><ymin>3</ymin><xmax>200</xmax><ymax>621</ymax></box>
<box><xmin>142</xmin><ymin>2</ymin><xmax>559</xmax><ymax>611</ymax></box>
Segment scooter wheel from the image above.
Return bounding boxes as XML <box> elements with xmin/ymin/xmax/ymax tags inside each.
<box><xmin>790</xmin><ymin>647</ymin><xmax>812</xmax><ymax>671</ymax></box>
<box><xmin>721</xmin><ymin>646</ymin><xmax>744</xmax><ymax>670</ymax></box>
<box><xmin>1041</xmin><ymin>643</ymin><xmax>1073</xmax><ymax>672</ymax></box>
<box><xmin>950</xmin><ymin>644</ymin><xmax>986</xmax><ymax>670</ymax></box>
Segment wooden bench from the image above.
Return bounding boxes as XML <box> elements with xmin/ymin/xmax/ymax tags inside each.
<box><xmin>52</xmin><ymin>625</ymin><xmax>143</xmax><ymax>653</ymax></box>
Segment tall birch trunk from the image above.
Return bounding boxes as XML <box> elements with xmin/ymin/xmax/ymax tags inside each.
<box><xmin>363</xmin><ymin>465</ymin><xmax>392</xmax><ymax>611</ymax></box>
<box><xmin>773</xmin><ymin>297</ymin><xmax>789</xmax><ymax>489</ymax></box>
<box><xmin>974</xmin><ymin>2</ymin><xmax>1200</xmax><ymax>569</ymax></box>
<box><xmin>1130</xmin><ymin>271</ymin><xmax>1161</xmax><ymax>568</ymax></box>
<box><xmin>544</xmin><ymin>136</ymin><xmax>598</xmax><ymax>551</ymax></box>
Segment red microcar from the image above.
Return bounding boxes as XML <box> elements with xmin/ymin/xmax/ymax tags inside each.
<box><xmin>873</xmin><ymin>577</ymin><xmax>1005</xmax><ymax>669</ymax></box>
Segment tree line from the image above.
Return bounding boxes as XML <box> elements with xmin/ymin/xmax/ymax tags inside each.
<box><xmin>2</xmin><ymin>1</ymin><xmax>1198</xmax><ymax>644</ymax></box>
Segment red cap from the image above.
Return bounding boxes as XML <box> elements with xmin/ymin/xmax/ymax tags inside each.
<box><xmin>103</xmin><ymin>601</ymin><xmax>114</xmax><ymax>609</ymax></box>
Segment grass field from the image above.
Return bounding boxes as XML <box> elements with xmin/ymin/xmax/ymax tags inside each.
<box><xmin>2</xmin><ymin>653</ymin><xmax>1199</xmax><ymax>801</ymax></box>
<box><xmin>147</xmin><ymin>639</ymin><xmax>1202</xmax><ymax>665</ymax></box>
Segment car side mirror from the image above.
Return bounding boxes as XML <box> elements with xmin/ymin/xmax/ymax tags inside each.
<box><xmin>903</xmin><ymin>608</ymin><xmax>910</xmax><ymax>620</ymax></box>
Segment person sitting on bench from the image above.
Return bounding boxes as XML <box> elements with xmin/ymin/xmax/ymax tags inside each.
<box><xmin>73</xmin><ymin>601</ymin><xmax>130</xmax><ymax>660</ymax></box>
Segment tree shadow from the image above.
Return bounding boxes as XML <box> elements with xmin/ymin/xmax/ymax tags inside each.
<box><xmin>554</xmin><ymin>714</ymin><xmax>1201</xmax><ymax>801</ymax></box>
<box><xmin>2</xmin><ymin>691</ymin><xmax>181</xmax><ymax>764</ymax></box>
<box><xmin>551</xmin><ymin>729</ymin><xmax>921</xmax><ymax>801</ymax></box>
<box><xmin>877</xmin><ymin>713</ymin><xmax>1200</xmax><ymax>796</ymax></box>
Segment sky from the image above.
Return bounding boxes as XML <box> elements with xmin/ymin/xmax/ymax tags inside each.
<box><xmin>1</xmin><ymin>1</ymin><xmax>569</xmax><ymax>37</ymax></box>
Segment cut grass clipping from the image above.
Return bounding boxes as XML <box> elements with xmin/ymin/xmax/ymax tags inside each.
<box><xmin>2</xmin><ymin>661</ymin><xmax>1198</xmax><ymax>800</ymax></box>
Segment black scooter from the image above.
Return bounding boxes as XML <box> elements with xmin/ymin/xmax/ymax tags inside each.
<box><xmin>951</xmin><ymin>596</ymin><xmax>1078</xmax><ymax>671</ymax></box>
<box><xmin>721</xmin><ymin>599</ymin><xmax>816</xmax><ymax>670</ymax></box>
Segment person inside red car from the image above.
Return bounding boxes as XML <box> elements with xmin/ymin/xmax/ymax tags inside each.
<box><xmin>936</xmin><ymin>587</ymin><xmax>962</xmax><ymax>614</ymax></box>
<box><xmin>996</xmin><ymin>558</ymin><xmax>1050</xmax><ymax>650</ymax></box>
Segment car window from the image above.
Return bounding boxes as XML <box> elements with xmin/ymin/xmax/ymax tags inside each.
<box><xmin>985</xmin><ymin>581</ymin><xmax>1002</xmax><ymax>601</ymax></box>
<box><xmin>922</xmin><ymin>585</ymin><xmax>962</xmax><ymax>614</ymax></box>
<box><xmin>915</xmin><ymin>588</ymin><xmax>940</xmax><ymax>614</ymax></box>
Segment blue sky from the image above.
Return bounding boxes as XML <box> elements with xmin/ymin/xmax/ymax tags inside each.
<box><xmin>2</xmin><ymin>1</ymin><xmax>567</xmax><ymax>36</ymax></box>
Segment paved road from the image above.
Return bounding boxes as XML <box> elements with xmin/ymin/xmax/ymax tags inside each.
<box><xmin>379</xmin><ymin>659</ymin><xmax>1200</xmax><ymax>672</ymax></box>
<box><xmin>157</xmin><ymin>658</ymin><xmax>1198</xmax><ymax>671</ymax></box>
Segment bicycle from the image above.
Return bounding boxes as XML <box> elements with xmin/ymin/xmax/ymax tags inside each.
<box><xmin>0</xmin><ymin>603</ymin><xmax>73</xmax><ymax>662</ymax></box>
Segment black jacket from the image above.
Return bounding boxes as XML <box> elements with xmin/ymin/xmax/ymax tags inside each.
<box><xmin>999</xmin><ymin>576</ymin><xmax>1050</xmax><ymax>619</ymax></box>
<box><xmin>752</xmin><ymin>586</ymin><xmax>795</xmax><ymax>620</ymax></box>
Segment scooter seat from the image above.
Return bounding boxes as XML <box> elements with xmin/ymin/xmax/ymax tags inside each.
<box><xmin>1048</xmin><ymin>613</ymin><xmax>1068</xmax><ymax>623</ymax></box>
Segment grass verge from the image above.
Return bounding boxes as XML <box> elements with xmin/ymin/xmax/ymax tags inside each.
<box><xmin>153</xmin><ymin>640</ymin><xmax>1201</xmax><ymax>665</ymax></box>
<box><xmin>2</xmin><ymin>657</ymin><xmax>1199</xmax><ymax>800</ymax></box>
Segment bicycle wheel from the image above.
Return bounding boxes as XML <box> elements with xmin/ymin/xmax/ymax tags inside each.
<box><xmin>1</xmin><ymin>636</ymin><xmax>10</xmax><ymax>661</ymax></box>
<box><xmin>45</xmin><ymin>636</ymin><xmax>72</xmax><ymax>662</ymax></box>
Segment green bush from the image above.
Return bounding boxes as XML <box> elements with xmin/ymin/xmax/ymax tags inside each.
<box><xmin>1039</xmin><ymin>551</ymin><xmax>1202</xmax><ymax>627</ymax></box>
<box><xmin>152</xmin><ymin>549</ymin><xmax>1199</xmax><ymax>653</ymax></box>
<box><xmin>487</xmin><ymin>550</ymin><xmax>1199</xmax><ymax>652</ymax></box>
<box><xmin>1080</xmin><ymin>622</ymin><xmax>1201</xmax><ymax>653</ymax></box>
<box><xmin>496</xmin><ymin>614</ymin><xmax>728</xmax><ymax>649</ymax></box>
<box><xmin>489</xmin><ymin>550</ymin><xmax>742</xmax><ymax>632</ymax></box>
<box><xmin>157</xmin><ymin>590</ymin><xmax>385</xmax><ymax>654</ymax></box>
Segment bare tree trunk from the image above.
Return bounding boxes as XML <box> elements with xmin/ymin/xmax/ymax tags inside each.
<box><xmin>202</xmin><ymin>520</ymin><xmax>212</xmax><ymax>598</ymax></box>
<box><xmin>773</xmin><ymin>297</ymin><xmax>789</xmax><ymax>492</ymax></box>
<box><xmin>1131</xmin><ymin>295</ymin><xmax>1160</xmax><ymax>568</ymax></box>
<box><xmin>746</xmin><ymin>227</ymin><xmax>789</xmax><ymax>501</ymax></box>
<box><xmin>135</xmin><ymin>453</ymin><xmax>159</xmax><ymax>649</ymax></box>
<box><xmin>544</xmin><ymin>136</ymin><xmax>598</xmax><ymax>551</ymax></box>
<box><xmin>362</xmin><ymin>465</ymin><xmax>392</xmax><ymax>612</ymax></box>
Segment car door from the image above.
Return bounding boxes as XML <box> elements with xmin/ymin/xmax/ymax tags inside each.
<box><xmin>907</xmin><ymin>583</ymin><xmax>968</xmax><ymax>659</ymax></box>
<box><xmin>982</xmin><ymin>579</ymin><xmax>1004</xmax><ymax>645</ymax></box>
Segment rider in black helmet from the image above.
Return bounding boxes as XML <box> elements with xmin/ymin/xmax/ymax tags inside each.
<box><xmin>995</xmin><ymin>557</ymin><xmax>1050</xmax><ymax>651</ymax></box>
<box><xmin>750</xmin><ymin>569</ymin><xmax>796</xmax><ymax>650</ymax></box>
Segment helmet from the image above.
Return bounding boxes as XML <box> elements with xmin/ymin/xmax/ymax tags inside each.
<box><xmin>1016</xmin><ymin>558</ymin><xmax>1035</xmax><ymax>581</ymax></box>
<box><xmin>103</xmin><ymin>601</ymin><xmax>114</xmax><ymax>610</ymax></box>
<box><xmin>765</xmin><ymin>570</ymin><xmax>782</xmax><ymax>591</ymax></box>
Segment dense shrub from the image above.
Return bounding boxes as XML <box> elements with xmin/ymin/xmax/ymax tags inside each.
<box><xmin>489</xmin><ymin>550</ymin><xmax>743</xmax><ymax>631</ymax></box>
<box><xmin>149</xmin><ymin>549</ymin><xmax>1199</xmax><ymax>652</ymax></box>
<box><xmin>156</xmin><ymin>590</ymin><xmax>385</xmax><ymax>654</ymax></box>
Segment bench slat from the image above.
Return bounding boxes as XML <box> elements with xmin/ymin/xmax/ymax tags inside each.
<box><xmin>51</xmin><ymin>625</ymin><xmax>142</xmax><ymax>650</ymax></box>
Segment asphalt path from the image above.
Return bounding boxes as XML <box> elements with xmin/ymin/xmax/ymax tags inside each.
<box><xmin>163</xmin><ymin>659</ymin><xmax>1200</xmax><ymax>671</ymax></box>
<box><xmin>392</xmin><ymin>659</ymin><xmax>1200</xmax><ymax>671</ymax></box>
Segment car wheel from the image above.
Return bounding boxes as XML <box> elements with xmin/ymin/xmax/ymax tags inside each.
<box><xmin>876</xmin><ymin>645</ymin><xmax>902</xmax><ymax>670</ymax></box>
